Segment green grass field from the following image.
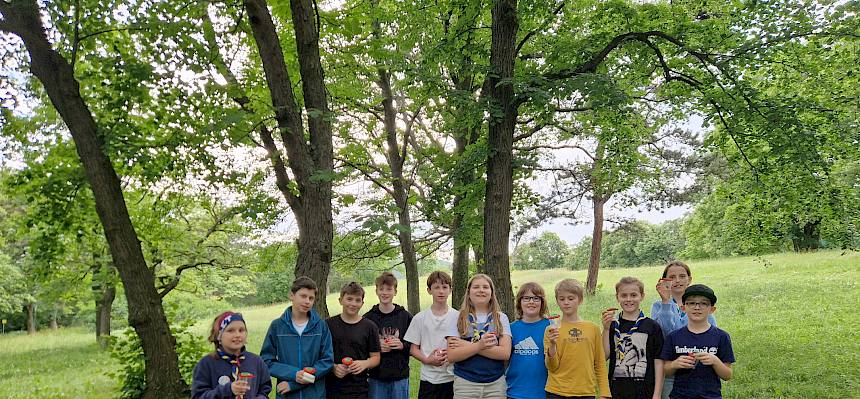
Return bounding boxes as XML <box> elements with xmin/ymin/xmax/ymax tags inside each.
<box><xmin>2</xmin><ymin>250</ymin><xmax>858</xmax><ymax>398</ymax></box>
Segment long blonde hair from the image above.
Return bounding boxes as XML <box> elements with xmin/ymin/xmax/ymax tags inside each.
<box><xmin>457</xmin><ymin>274</ymin><xmax>503</xmax><ymax>337</ymax></box>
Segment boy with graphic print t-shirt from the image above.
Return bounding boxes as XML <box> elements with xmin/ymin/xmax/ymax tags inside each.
<box><xmin>660</xmin><ymin>285</ymin><xmax>734</xmax><ymax>399</ymax></box>
<box><xmin>602</xmin><ymin>277</ymin><xmax>664</xmax><ymax>399</ymax></box>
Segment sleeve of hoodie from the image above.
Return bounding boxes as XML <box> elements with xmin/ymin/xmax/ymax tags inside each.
<box><xmin>650</xmin><ymin>300</ymin><xmax>681</xmax><ymax>336</ymax></box>
<box><xmin>260</xmin><ymin>320</ymin><xmax>301</xmax><ymax>383</ymax></box>
<box><xmin>191</xmin><ymin>358</ymin><xmax>234</xmax><ymax>399</ymax></box>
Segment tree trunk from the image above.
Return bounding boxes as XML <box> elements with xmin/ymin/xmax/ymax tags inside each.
<box><xmin>482</xmin><ymin>0</ymin><xmax>519</xmax><ymax>318</ymax></box>
<box><xmin>244</xmin><ymin>0</ymin><xmax>335</xmax><ymax>317</ymax></box>
<box><xmin>25</xmin><ymin>302</ymin><xmax>36</xmax><ymax>335</ymax></box>
<box><xmin>375</xmin><ymin>48</ymin><xmax>420</xmax><ymax>314</ymax></box>
<box><xmin>448</xmin><ymin>123</ymin><xmax>480</xmax><ymax>311</ymax></box>
<box><xmin>473</xmin><ymin>245</ymin><xmax>485</xmax><ymax>274</ymax></box>
<box><xmin>92</xmin><ymin>260</ymin><xmax>117</xmax><ymax>348</ymax></box>
<box><xmin>96</xmin><ymin>284</ymin><xmax>116</xmax><ymax>348</ymax></box>
<box><xmin>50</xmin><ymin>304</ymin><xmax>59</xmax><ymax>330</ymax></box>
<box><xmin>586</xmin><ymin>196</ymin><xmax>606</xmax><ymax>295</ymax></box>
<box><xmin>792</xmin><ymin>219</ymin><xmax>821</xmax><ymax>252</ymax></box>
<box><xmin>444</xmin><ymin>5</ymin><xmax>484</xmax><ymax>312</ymax></box>
<box><xmin>2</xmin><ymin>3</ymin><xmax>187</xmax><ymax>397</ymax></box>
<box><xmin>451</xmin><ymin>233</ymin><xmax>470</xmax><ymax>308</ymax></box>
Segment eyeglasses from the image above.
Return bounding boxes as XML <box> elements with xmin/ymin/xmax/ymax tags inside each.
<box><xmin>684</xmin><ymin>301</ymin><xmax>712</xmax><ymax>309</ymax></box>
<box><xmin>521</xmin><ymin>296</ymin><xmax>542</xmax><ymax>303</ymax></box>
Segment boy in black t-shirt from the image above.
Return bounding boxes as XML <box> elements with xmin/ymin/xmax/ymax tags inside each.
<box><xmin>602</xmin><ymin>276</ymin><xmax>665</xmax><ymax>399</ymax></box>
<box><xmin>326</xmin><ymin>282</ymin><xmax>382</xmax><ymax>399</ymax></box>
<box><xmin>660</xmin><ymin>284</ymin><xmax>734</xmax><ymax>399</ymax></box>
<box><xmin>363</xmin><ymin>271</ymin><xmax>412</xmax><ymax>399</ymax></box>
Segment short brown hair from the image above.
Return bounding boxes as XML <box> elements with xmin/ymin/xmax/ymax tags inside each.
<box><xmin>426</xmin><ymin>270</ymin><xmax>452</xmax><ymax>289</ymax></box>
<box><xmin>662</xmin><ymin>260</ymin><xmax>691</xmax><ymax>278</ymax></box>
<box><xmin>555</xmin><ymin>278</ymin><xmax>584</xmax><ymax>300</ymax></box>
<box><xmin>375</xmin><ymin>271</ymin><xmax>398</xmax><ymax>288</ymax></box>
<box><xmin>291</xmin><ymin>276</ymin><xmax>318</xmax><ymax>294</ymax></box>
<box><xmin>340</xmin><ymin>281</ymin><xmax>365</xmax><ymax>298</ymax></box>
<box><xmin>615</xmin><ymin>276</ymin><xmax>645</xmax><ymax>295</ymax></box>
<box><xmin>515</xmin><ymin>282</ymin><xmax>548</xmax><ymax>320</ymax></box>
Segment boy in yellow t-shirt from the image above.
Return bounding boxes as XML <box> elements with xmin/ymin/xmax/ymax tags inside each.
<box><xmin>545</xmin><ymin>279</ymin><xmax>611</xmax><ymax>399</ymax></box>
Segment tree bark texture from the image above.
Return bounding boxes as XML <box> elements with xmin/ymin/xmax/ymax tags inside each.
<box><xmin>473</xmin><ymin>245</ymin><xmax>485</xmax><ymax>274</ymax></box>
<box><xmin>92</xmin><ymin>261</ymin><xmax>117</xmax><ymax>348</ymax></box>
<box><xmin>96</xmin><ymin>284</ymin><xmax>116</xmax><ymax>347</ymax></box>
<box><xmin>586</xmin><ymin>195</ymin><xmax>606</xmax><ymax>295</ymax></box>
<box><xmin>25</xmin><ymin>302</ymin><xmax>36</xmax><ymax>335</ymax></box>
<box><xmin>451</xmin><ymin>235</ymin><xmax>470</xmax><ymax>307</ymax></box>
<box><xmin>245</xmin><ymin>0</ymin><xmax>335</xmax><ymax>317</ymax></box>
<box><xmin>483</xmin><ymin>0</ymin><xmax>519</xmax><ymax>318</ymax></box>
<box><xmin>1</xmin><ymin>2</ymin><xmax>188</xmax><ymax>397</ymax></box>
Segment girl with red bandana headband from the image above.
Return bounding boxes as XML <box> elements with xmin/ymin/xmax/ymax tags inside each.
<box><xmin>192</xmin><ymin>311</ymin><xmax>272</xmax><ymax>399</ymax></box>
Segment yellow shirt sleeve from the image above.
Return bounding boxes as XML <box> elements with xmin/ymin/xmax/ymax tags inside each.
<box><xmin>544</xmin><ymin>329</ymin><xmax>560</xmax><ymax>372</ymax></box>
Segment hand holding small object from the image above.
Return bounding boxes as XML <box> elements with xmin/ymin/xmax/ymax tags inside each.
<box><xmin>333</xmin><ymin>363</ymin><xmax>349</xmax><ymax>378</ymax></box>
<box><xmin>694</xmin><ymin>351</ymin><xmax>718</xmax><ymax>366</ymax></box>
<box><xmin>601</xmin><ymin>308</ymin><xmax>617</xmax><ymax>329</ymax></box>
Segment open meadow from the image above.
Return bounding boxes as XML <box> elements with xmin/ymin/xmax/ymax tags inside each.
<box><xmin>2</xmin><ymin>250</ymin><xmax>858</xmax><ymax>398</ymax></box>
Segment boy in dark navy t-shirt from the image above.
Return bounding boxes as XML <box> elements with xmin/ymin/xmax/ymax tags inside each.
<box><xmin>660</xmin><ymin>284</ymin><xmax>734</xmax><ymax>399</ymax></box>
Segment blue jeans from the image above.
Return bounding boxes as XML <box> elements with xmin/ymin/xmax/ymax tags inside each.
<box><xmin>368</xmin><ymin>377</ymin><xmax>410</xmax><ymax>399</ymax></box>
<box><xmin>662</xmin><ymin>376</ymin><xmax>673</xmax><ymax>399</ymax></box>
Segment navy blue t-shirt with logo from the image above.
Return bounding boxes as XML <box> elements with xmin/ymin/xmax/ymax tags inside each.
<box><xmin>659</xmin><ymin>325</ymin><xmax>735</xmax><ymax>399</ymax></box>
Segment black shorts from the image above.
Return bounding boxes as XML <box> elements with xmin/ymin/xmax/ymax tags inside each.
<box><xmin>418</xmin><ymin>380</ymin><xmax>454</xmax><ymax>399</ymax></box>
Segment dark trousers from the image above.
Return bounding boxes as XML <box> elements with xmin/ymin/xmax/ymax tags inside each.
<box><xmin>418</xmin><ymin>380</ymin><xmax>454</xmax><ymax>399</ymax></box>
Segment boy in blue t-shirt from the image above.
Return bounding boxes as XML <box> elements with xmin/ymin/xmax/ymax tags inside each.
<box><xmin>506</xmin><ymin>282</ymin><xmax>551</xmax><ymax>399</ymax></box>
<box><xmin>660</xmin><ymin>284</ymin><xmax>734</xmax><ymax>399</ymax></box>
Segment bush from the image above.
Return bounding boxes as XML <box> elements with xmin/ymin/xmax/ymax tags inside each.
<box><xmin>107</xmin><ymin>318</ymin><xmax>208</xmax><ymax>399</ymax></box>
<box><xmin>254</xmin><ymin>270</ymin><xmax>296</xmax><ymax>304</ymax></box>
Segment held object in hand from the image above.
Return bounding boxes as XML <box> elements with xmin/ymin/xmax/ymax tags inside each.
<box><xmin>300</xmin><ymin>367</ymin><xmax>316</xmax><ymax>383</ymax></box>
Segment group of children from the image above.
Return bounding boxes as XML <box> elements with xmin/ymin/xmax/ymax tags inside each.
<box><xmin>191</xmin><ymin>261</ymin><xmax>734</xmax><ymax>399</ymax></box>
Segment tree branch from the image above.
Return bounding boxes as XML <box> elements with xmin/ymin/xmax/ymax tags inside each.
<box><xmin>337</xmin><ymin>156</ymin><xmax>395</xmax><ymax>197</ymax></box>
<box><xmin>514</xmin><ymin>1</ymin><xmax>565</xmax><ymax>57</ymax></box>
<box><xmin>513</xmin><ymin>122</ymin><xmax>548</xmax><ymax>142</ymax></box>
<box><xmin>77</xmin><ymin>26</ymin><xmax>146</xmax><ymax>42</ymax></box>
<box><xmin>71</xmin><ymin>0</ymin><xmax>80</xmax><ymax>70</ymax></box>
<box><xmin>158</xmin><ymin>260</ymin><xmax>216</xmax><ymax>298</ymax></box>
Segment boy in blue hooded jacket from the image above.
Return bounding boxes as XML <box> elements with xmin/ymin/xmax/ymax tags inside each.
<box><xmin>261</xmin><ymin>276</ymin><xmax>334</xmax><ymax>399</ymax></box>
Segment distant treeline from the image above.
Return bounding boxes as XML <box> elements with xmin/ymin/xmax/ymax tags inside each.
<box><xmin>514</xmin><ymin>213</ymin><xmax>854</xmax><ymax>271</ymax></box>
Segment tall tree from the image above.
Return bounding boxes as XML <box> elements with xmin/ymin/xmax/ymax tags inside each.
<box><xmin>0</xmin><ymin>1</ymin><xmax>186</xmax><ymax>396</ymax></box>
<box><xmin>483</xmin><ymin>0</ymin><xmax>519</xmax><ymax>316</ymax></box>
<box><xmin>327</xmin><ymin>0</ymin><xmax>427</xmax><ymax>313</ymax></box>
<box><xmin>410</xmin><ymin>0</ymin><xmax>489</xmax><ymax>306</ymax></box>
<box><xmin>242</xmin><ymin>0</ymin><xmax>336</xmax><ymax>316</ymax></box>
